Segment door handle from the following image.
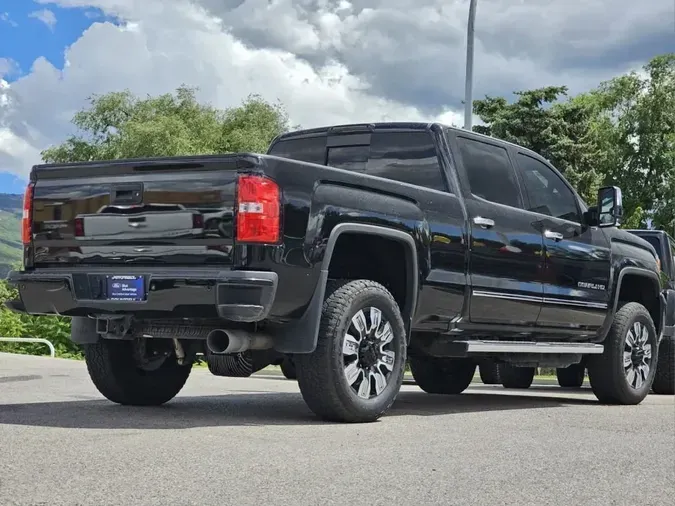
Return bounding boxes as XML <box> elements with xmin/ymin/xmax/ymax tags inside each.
<box><xmin>473</xmin><ymin>216</ymin><xmax>495</xmax><ymax>229</ymax></box>
<box><xmin>544</xmin><ymin>230</ymin><xmax>564</xmax><ymax>241</ymax></box>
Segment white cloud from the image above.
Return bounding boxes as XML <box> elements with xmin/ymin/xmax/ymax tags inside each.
<box><xmin>0</xmin><ymin>0</ymin><xmax>463</xmax><ymax>177</ymax></box>
<box><xmin>0</xmin><ymin>59</ymin><xmax>19</xmax><ymax>79</ymax></box>
<box><xmin>0</xmin><ymin>11</ymin><xmax>18</xmax><ymax>27</ymax></box>
<box><xmin>0</xmin><ymin>0</ymin><xmax>669</xmax><ymax>177</ymax></box>
<box><xmin>29</xmin><ymin>9</ymin><xmax>58</xmax><ymax>31</ymax></box>
<box><xmin>0</xmin><ymin>80</ymin><xmax>45</xmax><ymax>175</ymax></box>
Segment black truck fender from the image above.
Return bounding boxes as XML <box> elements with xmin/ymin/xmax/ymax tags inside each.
<box><xmin>599</xmin><ymin>266</ymin><xmax>664</xmax><ymax>343</ymax></box>
<box><xmin>273</xmin><ymin>222</ymin><xmax>420</xmax><ymax>354</ymax></box>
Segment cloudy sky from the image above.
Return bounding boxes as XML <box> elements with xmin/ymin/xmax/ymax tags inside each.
<box><xmin>0</xmin><ymin>0</ymin><xmax>673</xmax><ymax>190</ymax></box>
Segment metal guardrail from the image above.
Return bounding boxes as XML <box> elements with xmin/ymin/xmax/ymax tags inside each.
<box><xmin>0</xmin><ymin>337</ymin><xmax>56</xmax><ymax>358</ymax></box>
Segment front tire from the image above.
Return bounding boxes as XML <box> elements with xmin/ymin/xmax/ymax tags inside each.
<box><xmin>651</xmin><ymin>335</ymin><xmax>674</xmax><ymax>395</ymax></box>
<box><xmin>83</xmin><ymin>338</ymin><xmax>192</xmax><ymax>406</ymax></box>
<box><xmin>556</xmin><ymin>363</ymin><xmax>585</xmax><ymax>388</ymax></box>
<box><xmin>409</xmin><ymin>356</ymin><xmax>476</xmax><ymax>394</ymax></box>
<box><xmin>499</xmin><ymin>364</ymin><xmax>535</xmax><ymax>389</ymax></box>
<box><xmin>587</xmin><ymin>302</ymin><xmax>657</xmax><ymax>404</ymax></box>
<box><xmin>295</xmin><ymin>279</ymin><xmax>407</xmax><ymax>423</ymax></box>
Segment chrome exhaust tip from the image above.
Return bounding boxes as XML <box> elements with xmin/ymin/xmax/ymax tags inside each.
<box><xmin>205</xmin><ymin>329</ymin><xmax>274</xmax><ymax>354</ymax></box>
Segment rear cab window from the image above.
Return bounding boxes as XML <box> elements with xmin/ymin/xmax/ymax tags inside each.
<box><xmin>268</xmin><ymin>130</ymin><xmax>451</xmax><ymax>193</ymax></box>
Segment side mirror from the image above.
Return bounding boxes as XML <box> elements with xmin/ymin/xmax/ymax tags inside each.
<box><xmin>597</xmin><ymin>186</ymin><xmax>623</xmax><ymax>227</ymax></box>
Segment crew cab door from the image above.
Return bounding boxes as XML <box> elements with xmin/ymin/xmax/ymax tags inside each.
<box><xmin>448</xmin><ymin>132</ymin><xmax>545</xmax><ymax>326</ymax></box>
<box><xmin>511</xmin><ymin>150</ymin><xmax>611</xmax><ymax>331</ymax></box>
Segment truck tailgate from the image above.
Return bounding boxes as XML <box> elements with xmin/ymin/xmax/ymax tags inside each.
<box><xmin>29</xmin><ymin>156</ymin><xmax>245</xmax><ymax>267</ymax></box>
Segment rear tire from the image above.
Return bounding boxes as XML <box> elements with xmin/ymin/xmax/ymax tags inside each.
<box><xmin>83</xmin><ymin>338</ymin><xmax>192</xmax><ymax>406</ymax></box>
<box><xmin>556</xmin><ymin>363</ymin><xmax>585</xmax><ymax>388</ymax></box>
<box><xmin>652</xmin><ymin>335</ymin><xmax>674</xmax><ymax>395</ymax></box>
<box><xmin>479</xmin><ymin>362</ymin><xmax>501</xmax><ymax>385</ymax></box>
<box><xmin>499</xmin><ymin>364</ymin><xmax>535</xmax><ymax>389</ymax></box>
<box><xmin>295</xmin><ymin>279</ymin><xmax>407</xmax><ymax>423</ymax></box>
<box><xmin>587</xmin><ymin>302</ymin><xmax>657</xmax><ymax>404</ymax></box>
<box><xmin>409</xmin><ymin>356</ymin><xmax>476</xmax><ymax>394</ymax></box>
<box><xmin>280</xmin><ymin>356</ymin><xmax>297</xmax><ymax>380</ymax></box>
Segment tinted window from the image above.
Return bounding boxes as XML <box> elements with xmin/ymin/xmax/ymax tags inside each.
<box><xmin>268</xmin><ymin>136</ymin><xmax>326</xmax><ymax>165</ymax></box>
<box><xmin>327</xmin><ymin>133</ymin><xmax>448</xmax><ymax>192</ymax></box>
<box><xmin>640</xmin><ymin>235</ymin><xmax>663</xmax><ymax>263</ymax></box>
<box><xmin>327</xmin><ymin>145</ymin><xmax>368</xmax><ymax>173</ymax></box>
<box><xmin>366</xmin><ymin>132</ymin><xmax>448</xmax><ymax>192</ymax></box>
<box><xmin>456</xmin><ymin>137</ymin><xmax>521</xmax><ymax>208</ymax></box>
<box><xmin>516</xmin><ymin>153</ymin><xmax>580</xmax><ymax>222</ymax></box>
<box><xmin>273</xmin><ymin>131</ymin><xmax>449</xmax><ymax>193</ymax></box>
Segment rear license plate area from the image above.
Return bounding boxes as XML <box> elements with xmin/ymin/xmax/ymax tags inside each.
<box><xmin>106</xmin><ymin>275</ymin><xmax>146</xmax><ymax>301</ymax></box>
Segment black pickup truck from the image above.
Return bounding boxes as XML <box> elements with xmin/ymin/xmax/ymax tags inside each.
<box><xmin>6</xmin><ymin>122</ymin><xmax>669</xmax><ymax>422</ymax></box>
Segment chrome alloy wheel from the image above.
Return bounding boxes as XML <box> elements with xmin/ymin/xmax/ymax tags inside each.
<box><xmin>624</xmin><ymin>321</ymin><xmax>653</xmax><ymax>390</ymax></box>
<box><xmin>342</xmin><ymin>307</ymin><xmax>396</xmax><ymax>399</ymax></box>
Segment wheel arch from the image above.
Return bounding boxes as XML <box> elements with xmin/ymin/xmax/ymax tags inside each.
<box><xmin>606</xmin><ymin>267</ymin><xmax>663</xmax><ymax>340</ymax></box>
<box><xmin>273</xmin><ymin>222</ymin><xmax>420</xmax><ymax>354</ymax></box>
<box><xmin>320</xmin><ymin>223</ymin><xmax>420</xmax><ymax>341</ymax></box>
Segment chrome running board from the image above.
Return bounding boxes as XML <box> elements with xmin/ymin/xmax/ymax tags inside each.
<box><xmin>459</xmin><ymin>340</ymin><xmax>604</xmax><ymax>354</ymax></box>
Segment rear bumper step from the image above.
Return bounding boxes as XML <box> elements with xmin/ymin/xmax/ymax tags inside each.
<box><xmin>5</xmin><ymin>268</ymin><xmax>278</xmax><ymax>322</ymax></box>
<box><xmin>460</xmin><ymin>340</ymin><xmax>604</xmax><ymax>355</ymax></box>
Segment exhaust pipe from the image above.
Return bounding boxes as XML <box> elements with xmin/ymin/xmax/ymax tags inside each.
<box><xmin>205</xmin><ymin>329</ymin><xmax>274</xmax><ymax>354</ymax></box>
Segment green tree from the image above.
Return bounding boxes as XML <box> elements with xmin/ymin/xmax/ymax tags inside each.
<box><xmin>472</xmin><ymin>53</ymin><xmax>675</xmax><ymax>228</ymax></box>
<box><xmin>588</xmin><ymin>53</ymin><xmax>675</xmax><ymax>229</ymax></box>
<box><xmin>472</xmin><ymin>85</ymin><xmax>605</xmax><ymax>203</ymax></box>
<box><xmin>42</xmin><ymin>85</ymin><xmax>293</xmax><ymax>163</ymax></box>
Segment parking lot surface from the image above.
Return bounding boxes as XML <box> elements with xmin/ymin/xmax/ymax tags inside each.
<box><xmin>1</xmin><ymin>352</ymin><xmax>673</xmax><ymax>506</ymax></box>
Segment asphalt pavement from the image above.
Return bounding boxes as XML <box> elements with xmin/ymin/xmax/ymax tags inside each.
<box><xmin>1</xmin><ymin>352</ymin><xmax>673</xmax><ymax>506</ymax></box>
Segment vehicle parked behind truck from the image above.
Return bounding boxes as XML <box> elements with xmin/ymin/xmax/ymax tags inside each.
<box><xmin>6</xmin><ymin>122</ymin><xmax>669</xmax><ymax>423</ymax></box>
<box><xmin>626</xmin><ymin>229</ymin><xmax>675</xmax><ymax>395</ymax></box>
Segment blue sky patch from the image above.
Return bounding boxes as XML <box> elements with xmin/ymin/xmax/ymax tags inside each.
<box><xmin>0</xmin><ymin>0</ymin><xmax>118</xmax><ymax>82</ymax></box>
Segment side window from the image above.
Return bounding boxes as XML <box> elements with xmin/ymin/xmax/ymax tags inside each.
<box><xmin>267</xmin><ymin>136</ymin><xmax>326</xmax><ymax>165</ymax></box>
<box><xmin>366</xmin><ymin>132</ymin><xmax>449</xmax><ymax>193</ymax></box>
<box><xmin>515</xmin><ymin>153</ymin><xmax>580</xmax><ymax>223</ymax></box>
<box><xmin>456</xmin><ymin>137</ymin><xmax>521</xmax><ymax>208</ymax></box>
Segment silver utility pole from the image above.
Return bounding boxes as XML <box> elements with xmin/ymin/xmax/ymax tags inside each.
<box><xmin>463</xmin><ymin>0</ymin><xmax>478</xmax><ymax>130</ymax></box>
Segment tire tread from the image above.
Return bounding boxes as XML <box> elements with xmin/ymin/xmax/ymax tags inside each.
<box><xmin>83</xmin><ymin>338</ymin><xmax>192</xmax><ymax>406</ymax></box>
<box><xmin>587</xmin><ymin>302</ymin><xmax>656</xmax><ymax>404</ymax></box>
<box><xmin>295</xmin><ymin>279</ymin><xmax>406</xmax><ymax>423</ymax></box>
<box><xmin>409</xmin><ymin>356</ymin><xmax>476</xmax><ymax>394</ymax></box>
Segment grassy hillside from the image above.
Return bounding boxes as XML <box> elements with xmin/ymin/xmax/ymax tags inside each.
<box><xmin>0</xmin><ymin>194</ymin><xmax>22</xmax><ymax>278</ymax></box>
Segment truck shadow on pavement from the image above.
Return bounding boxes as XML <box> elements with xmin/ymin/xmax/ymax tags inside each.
<box><xmin>0</xmin><ymin>389</ymin><xmax>600</xmax><ymax>430</ymax></box>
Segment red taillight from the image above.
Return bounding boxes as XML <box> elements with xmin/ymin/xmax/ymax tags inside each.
<box><xmin>192</xmin><ymin>213</ymin><xmax>204</xmax><ymax>229</ymax></box>
<box><xmin>74</xmin><ymin>217</ymin><xmax>85</xmax><ymax>237</ymax></box>
<box><xmin>236</xmin><ymin>174</ymin><xmax>280</xmax><ymax>243</ymax></box>
<box><xmin>21</xmin><ymin>183</ymin><xmax>34</xmax><ymax>245</ymax></box>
